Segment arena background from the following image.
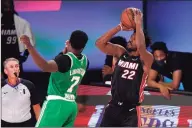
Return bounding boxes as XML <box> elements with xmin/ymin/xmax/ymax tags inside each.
<box><xmin>15</xmin><ymin>1</ymin><xmax>192</xmax><ymax>71</ymax></box>
<box><xmin>10</xmin><ymin>0</ymin><xmax>192</xmax><ymax>127</ymax></box>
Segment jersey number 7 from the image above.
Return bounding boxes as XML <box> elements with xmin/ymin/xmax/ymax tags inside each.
<box><xmin>67</xmin><ymin>76</ymin><xmax>81</xmax><ymax>93</ymax></box>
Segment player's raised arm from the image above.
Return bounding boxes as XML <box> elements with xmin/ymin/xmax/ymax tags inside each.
<box><xmin>20</xmin><ymin>35</ymin><xmax>58</xmax><ymax>72</ymax></box>
<box><xmin>134</xmin><ymin>9</ymin><xmax>153</xmax><ymax>72</ymax></box>
<box><xmin>95</xmin><ymin>25</ymin><xmax>129</xmax><ymax>58</ymax></box>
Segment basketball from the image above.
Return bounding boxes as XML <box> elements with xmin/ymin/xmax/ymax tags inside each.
<box><xmin>120</xmin><ymin>7</ymin><xmax>136</xmax><ymax>29</ymax></box>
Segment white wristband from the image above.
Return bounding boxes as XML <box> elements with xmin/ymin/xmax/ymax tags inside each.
<box><xmin>118</xmin><ymin>24</ymin><xmax>123</xmax><ymax>31</ymax></box>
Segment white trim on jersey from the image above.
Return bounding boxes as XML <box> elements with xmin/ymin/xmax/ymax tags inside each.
<box><xmin>46</xmin><ymin>95</ymin><xmax>75</xmax><ymax>102</ymax></box>
<box><xmin>35</xmin><ymin>101</ymin><xmax>48</xmax><ymax>127</ymax></box>
<box><xmin>65</xmin><ymin>53</ymin><xmax>73</xmax><ymax>69</ymax></box>
<box><xmin>82</xmin><ymin>53</ymin><xmax>88</xmax><ymax>67</ymax></box>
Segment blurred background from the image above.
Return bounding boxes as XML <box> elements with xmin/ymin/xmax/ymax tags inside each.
<box><xmin>16</xmin><ymin>1</ymin><xmax>192</xmax><ymax>72</ymax></box>
<box><xmin>2</xmin><ymin>0</ymin><xmax>192</xmax><ymax>127</ymax></box>
<box><xmin>17</xmin><ymin>1</ymin><xmax>192</xmax><ymax>90</ymax></box>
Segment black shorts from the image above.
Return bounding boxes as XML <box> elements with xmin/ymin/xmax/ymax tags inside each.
<box><xmin>1</xmin><ymin>118</ymin><xmax>34</xmax><ymax>127</ymax></box>
<box><xmin>100</xmin><ymin>102</ymin><xmax>140</xmax><ymax>127</ymax></box>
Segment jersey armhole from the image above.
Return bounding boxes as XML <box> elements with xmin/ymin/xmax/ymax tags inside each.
<box><xmin>65</xmin><ymin>53</ymin><xmax>73</xmax><ymax>69</ymax></box>
<box><xmin>82</xmin><ymin>54</ymin><xmax>88</xmax><ymax>67</ymax></box>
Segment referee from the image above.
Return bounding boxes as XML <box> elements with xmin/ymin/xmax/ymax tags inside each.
<box><xmin>1</xmin><ymin>58</ymin><xmax>41</xmax><ymax>127</ymax></box>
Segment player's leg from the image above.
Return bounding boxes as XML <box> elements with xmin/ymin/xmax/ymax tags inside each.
<box><xmin>100</xmin><ymin>104</ymin><xmax>120</xmax><ymax>127</ymax></box>
<box><xmin>62</xmin><ymin>114</ymin><xmax>77</xmax><ymax>127</ymax></box>
<box><xmin>35</xmin><ymin>100</ymin><xmax>67</xmax><ymax>127</ymax></box>
<box><xmin>121</xmin><ymin>107</ymin><xmax>138</xmax><ymax>127</ymax></box>
<box><xmin>62</xmin><ymin>102</ymin><xmax>78</xmax><ymax>127</ymax></box>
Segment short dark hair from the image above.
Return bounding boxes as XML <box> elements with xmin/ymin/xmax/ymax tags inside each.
<box><xmin>134</xmin><ymin>30</ymin><xmax>152</xmax><ymax>48</ymax></box>
<box><xmin>110</xmin><ymin>36</ymin><xmax>127</xmax><ymax>48</ymax></box>
<box><xmin>150</xmin><ymin>41</ymin><xmax>168</xmax><ymax>54</ymax></box>
<box><xmin>69</xmin><ymin>30</ymin><xmax>88</xmax><ymax>50</ymax></box>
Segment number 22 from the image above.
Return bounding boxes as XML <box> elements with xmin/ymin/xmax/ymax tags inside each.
<box><xmin>67</xmin><ymin>76</ymin><xmax>80</xmax><ymax>93</ymax></box>
<box><xmin>121</xmin><ymin>70</ymin><xmax>135</xmax><ymax>80</ymax></box>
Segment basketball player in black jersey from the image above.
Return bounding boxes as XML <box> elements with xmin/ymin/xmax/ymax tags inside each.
<box><xmin>96</xmin><ymin>9</ymin><xmax>153</xmax><ymax>127</ymax></box>
<box><xmin>1</xmin><ymin>0</ymin><xmax>35</xmax><ymax>79</ymax></box>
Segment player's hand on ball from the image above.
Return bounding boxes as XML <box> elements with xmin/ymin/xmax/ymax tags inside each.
<box><xmin>132</xmin><ymin>8</ymin><xmax>143</xmax><ymax>25</ymax></box>
<box><xmin>20</xmin><ymin>35</ymin><xmax>31</xmax><ymax>47</ymax></box>
<box><xmin>119</xmin><ymin>23</ymin><xmax>134</xmax><ymax>31</ymax></box>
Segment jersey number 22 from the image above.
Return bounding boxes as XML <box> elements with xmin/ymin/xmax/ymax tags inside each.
<box><xmin>121</xmin><ymin>69</ymin><xmax>136</xmax><ymax>80</ymax></box>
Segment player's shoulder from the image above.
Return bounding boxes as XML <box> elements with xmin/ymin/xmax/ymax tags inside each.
<box><xmin>167</xmin><ymin>52</ymin><xmax>181</xmax><ymax>63</ymax></box>
<box><xmin>65</xmin><ymin>52</ymin><xmax>79</xmax><ymax>58</ymax></box>
<box><xmin>64</xmin><ymin>52</ymin><xmax>73</xmax><ymax>58</ymax></box>
<box><xmin>55</xmin><ymin>52</ymin><xmax>71</xmax><ymax>61</ymax></box>
<box><xmin>170</xmin><ymin>52</ymin><xmax>180</xmax><ymax>59</ymax></box>
<box><xmin>141</xmin><ymin>51</ymin><xmax>153</xmax><ymax>63</ymax></box>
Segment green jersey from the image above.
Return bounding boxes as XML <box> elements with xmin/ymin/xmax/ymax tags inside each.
<box><xmin>47</xmin><ymin>52</ymin><xmax>88</xmax><ymax>101</ymax></box>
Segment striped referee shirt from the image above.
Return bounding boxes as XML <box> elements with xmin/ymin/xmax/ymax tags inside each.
<box><xmin>1</xmin><ymin>78</ymin><xmax>39</xmax><ymax>123</ymax></box>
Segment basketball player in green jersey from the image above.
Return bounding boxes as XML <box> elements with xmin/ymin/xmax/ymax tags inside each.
<box><xmin>20</xmin><ymin>30</ymin><xmax>89</xmax><ymax>127</ymax></box>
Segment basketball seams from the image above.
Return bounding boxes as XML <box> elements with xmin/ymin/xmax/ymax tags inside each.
<box><xmin>126</xmin><ymin>8</ymin><xmax>135</xmax><ymax>28</ymax></box>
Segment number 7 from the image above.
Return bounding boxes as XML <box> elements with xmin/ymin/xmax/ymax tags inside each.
<box><xmin>67</xmin><ymin>76</ymin><xmax>80</xmax><ymax>93</ymax></box>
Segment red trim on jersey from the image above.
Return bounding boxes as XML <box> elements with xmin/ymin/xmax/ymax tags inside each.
<box><xmin>136</xmin><ymin>106</ymin><xmax>141</xmax><ymax>127</ymax></box>
<box><xmin>139</xmin><ymin>73</ymin><xmax>147</xmax><ymax>103</ymax></box>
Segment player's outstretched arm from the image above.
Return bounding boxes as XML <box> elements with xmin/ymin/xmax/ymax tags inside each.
<box><xmin>95</xmin><ymin>25</ymin><xmax>126</xmax><ymax>58</ymax></box>
<box><xmin>147</xmin><ymin>69</ymin><xmax>172</xmax><ymax>99</ymax></box>
<box><xmin>20</xmin><ymin>35</ymin><xmax>58</xmax><ymax>72</ymax></box>
<box><xmin>134</xmin><ymin>9</ymin><xmax>153</xmax><ymax>72</ymax></box>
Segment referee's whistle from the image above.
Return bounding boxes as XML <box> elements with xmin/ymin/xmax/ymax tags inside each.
<box><xmin>14</xmin><ymin>72</ymin><xmax>17</xmax><ymax>77</ymax></box>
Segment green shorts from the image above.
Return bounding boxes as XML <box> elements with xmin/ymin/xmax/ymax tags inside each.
<box><xmin>35</xmin><ymin>95</ymin><xmax>78</xmax><ymax>127</ymax></box>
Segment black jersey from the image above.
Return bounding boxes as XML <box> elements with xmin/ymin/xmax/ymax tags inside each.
<box><xmin>1</xmin><ymin>14</ymin><xmax>20</xmax><ymax>66</ymax></box>
<box><xmin>111</xmin><ymin>52</ymin><xmax>147</xmax><ymax>105</ymax></box>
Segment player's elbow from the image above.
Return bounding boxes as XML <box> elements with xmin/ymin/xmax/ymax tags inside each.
<box><xmin>41</xmin><ymin>66</ymin><xmax>52</xmax><ymax>72</ymax></box>
<box><xmin>41</xmin><ymin>62</ymin><xmax>58</xmax><ymax>73</ymax></box>
<box><xmin>147</xmin><ymin>78</ymin><xmax>153</xmax><ymax>87</ymax></box>
<box><xmin>95</xmin><ymin>37</ymin><xmax>107</xmax><ymax>46</ymax></box>
<box><xmin>41</xmin><ymin>68</ymin><xmax>48</xmax><ymax>72</ymax></box>
<box><xmin>40</xmin><ymin>64</ymin><xmax>50</xmax><ymax>72</ymax></box>
<box><xmin>95</xmin><ymin>40</ymin><xmax>106</xmax><ymax>52</ymax></box>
